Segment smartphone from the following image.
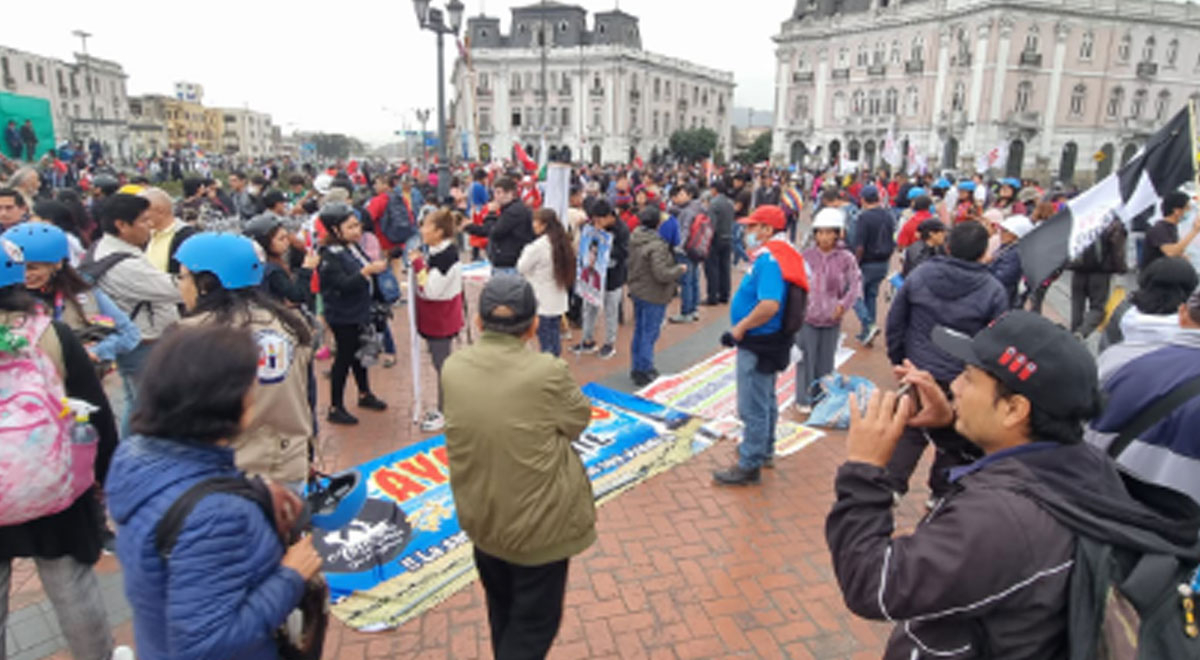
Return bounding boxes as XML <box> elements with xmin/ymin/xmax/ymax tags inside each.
<box><xmin>895</xmin><ymin>382</ymin><xmax>920</xmax><ymax>412</ymax></box>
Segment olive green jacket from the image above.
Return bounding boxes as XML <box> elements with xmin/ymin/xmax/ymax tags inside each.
<box><xmin>443</xmin><ymin>331</ymin><xmax>596</xmax><ymax>566</ymax></box>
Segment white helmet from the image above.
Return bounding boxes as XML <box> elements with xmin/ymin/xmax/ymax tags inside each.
<box><xmin>1000</xmin><ymin>214</ymin><xmax>1034</xmax><ymax>239</ymax></box>
<box><xmin>811</xmin><ymin>207</ymin><xmax>845</xmax><ymax>231</ymax></box>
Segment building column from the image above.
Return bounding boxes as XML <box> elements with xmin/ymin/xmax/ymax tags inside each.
<box><xmin>772</xmin><ymin>46</ymin><xmax>792</xmax><ymax>164</ymax></box>
<box><xmin>988</xmin><ymin>17</ymin><xmax>1015</xmax><ymax>151</ymax></box>
<box><xmin>930</xmin><ymin>26</ymin><xmax>952</xmax><ymax>159</ymax></box>
<box><xmin>814</xmin><ymin>47</ymin><xmax>829</xmax><ymax>131</ymax></box>
<box><xmin>964</xmin><ymin>20</ymin><xmax>992</xmax><ymax>160</ymax></box>
<box><xmin>496</xmin><ymin>66</ymin><xmax>511</xmax><ymax>162</ymax></box>
<box><xmin>1040</xmin><ymin>21</ymin><xmax>1070</xmax><ymax>163</ymax></box>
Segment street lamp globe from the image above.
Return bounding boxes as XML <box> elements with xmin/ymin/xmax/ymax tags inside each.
<box><xmin>412</xmin><ymin>0</ymin><xmax>432</xmax><ymax>27</ymax></box>
<box><xmin>447</xmin><ymin>0</ymin><xmax>465</xmax><ymax>33</ymax></box>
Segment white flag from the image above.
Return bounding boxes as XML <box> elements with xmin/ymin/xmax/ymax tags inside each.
<box><xmin>882</xmin><ymin>128</ymin><xmax>902</xmax><ymax>169</ymax></box>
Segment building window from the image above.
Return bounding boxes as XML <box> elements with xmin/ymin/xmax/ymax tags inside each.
<box><xmin>905</xmin><ymin>86</ymin><xmax>919</xmax><ymax>116</ymax></box>
<box><xmin>1142</xmin><ymin>37</ymin><xmax>1156</xmax><ymax>63</ymax></box>
<box><xmin>559</xmin><ymin>20</ymin><xmax>568</xmax><ymax>32</ymax></box>
<box><xmin>890</xmin><ymin>40</ymin><xmax>901</xmax><ymax>64</ymax></box>
<box><xmin>561</xmin><ymin>107</ymin><xmax>570</xmax><ymax>128</ymax></box>
<box><xmin>1079</xmin><ymin>31</ymin><xmax>1094</xmax><ymax>61</ymax></box>
<box><xmin>885</xmin><ymin>88</ymin><xmax>898</xmax><ymax>114</ymax></box>
<box><xmin>592</xmin><ymin>108</ymin><xmax>601</xmax><ymax>129</ymax></box>
<box><xmin>857</xmin><ymin>43</ymin><xmax>869</xmax><ymax>67</ymax></box>
<box><xmin>25</xmin><ymin>61</ymin><xmax>33</xmax><ymax>82</ymax></box>
<box><xmin>664</xmin><ymin>113</ymin><xmax>670</xmax><ymax>133</ymax></box>
<box><xmin>873</xmin><ymin>41</ymin><xmax>885</xmax><ymax>65</ymax></box>
<box><xmin>478</xmin><ymin>73</ymin><xmax>489</xmax><ymax>90</ymax></box>
<box><xmin>593</xmin><ymin>73</ymin><xmax>602</xmax><ymax>91</ymax></box>
<box><xmin>1156</xmin><ymin>90</ymin><xmax>1171</xmax><ymax>120</ymax></box>
<box><xmin>868</xmin><ymin>90</ymin><xmax>882</xmax><ymax>115</ymax></box>
<box><xmin>1107</xmin><ymin>87</ymin><xmax>1124</xmax><ymax>118</ymax></box>
<box><xmin>1167</xmin><ymin>39</ymin><xmax>1179</xmax><ymax>67</ymax></box>
<box><xmin>1024</xmin><ymin>27</ymin><xmax>1039</xmax><ymax>54</ymax></box>
<box><xmin>1131</xmin><ymin>88</ymin><xmax>1148</xmax><ymax>117</ymax></box>
<box><xmin>654</xmin><ymin>77</ymin><xmax>660</xmax><ymax>100</ymax></box>
<box><xmin>511</xmin><ymin>110</ymin><xmax>521</xmax><ymax>128</ymax></box>
<box><xmin>1118</xmin><ymin>34</ymin><xmax>1131</xmax><ymax>62</ymax></box>
<box><xmin>629</xmin><ymin>106</ymin><xmax>637</xmax><ymax>129</ymax></box>
<box><xmin>956</xmin><ymin>27</ymin><xmax>971</xmax><ymax>63</ymax></box>
<box><xmin>653</xmin><ymin>111</ymin><xmax>659</xmax><ymax>135</ymax></box>
<box><xmin>797</xmin><ymin>51</ymin><xmax>807</xmax><ymax>69</ymax></box>
<box><xmin>693</xmin><ymin>86</ymin><xmax>699</xmax><ymax>104</ymax></box>
<box><xmin>549</xmin><ymin>106</ymin><xmax>557</xmax><ymax>127</ymax></box>
<box><xmin>833</xmin><ymin>91</ymin><xmax>847</xmax><ymax>117</ymax></box>
<box><xmin>1015</xmin><ymin>81</ymin><xmax>1033</xmax><ymax>112</ymax></box>
<box><xmin>951</xmin><ymin>81</ymin><xmax>965</xmax><ymax>111</ymax></box>
<box><xmin>852</xmin><ymin>90</ymin><xmax>864</xmax><ymax>114</ymax></box>
<box><xmin>36</xmin><ymin>65</ymin><xmax>44</xmax><ymax>85</ymax></box>
<box><xmin>794</xmin><ymin>95</ymin><xmax>809</xmax><ymax>120</ymax></box>
<box><xmin>511</xmin><ymin>73</ymin><xmax>521</xmax><ymax>90</ymax></box>
<box><xmin>911</xmin><ymin>36</ymin><xmax>924</xmax><ymax>62</ymax></box>
<box><xmin>524</xmin><ymin>72</ymin><xmax>533</xmax><ymax>89</ymax></box>
<box><xmin>701</xmin><ymin>90</ymin><xmax>708</xmax><ymax>107</ymax></box>
<box><xmin>838</xmin><ymin>47</ymin><xmax>849</xmax><ymax>67</ymax></box>
<box><xmin>56</xmin><ymin>70</ymin><xmax>64</xmax><ymax>90</ymax></box>
<box><xmin>1070</xmin><ymin>84</ymin><xmax>1086</xmax><ymax>116</ymax></box>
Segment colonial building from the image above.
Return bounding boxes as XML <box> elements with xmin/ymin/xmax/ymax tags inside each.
<box><xmin>772</xmin><ymin>0</ymin><xmax>1200</xmax><ymax>184</ymax></box>
<box><xmin>0</xmin><ymin>45</ymin><xmax>131</xmax><ymax>159</ymax></box>
<box><xmin>452</xmin><ymin>3</ymin><xmax>735</xmax><ymax>165</ymax></box>
<box><xmin>217</xmin><ymin>108</ymin><xmax>277</xmax><ymax>157</ymax></box>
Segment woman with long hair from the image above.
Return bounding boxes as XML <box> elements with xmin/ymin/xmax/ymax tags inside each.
<box><xmin>317</xmin><ymin>203</ymin><xmax>389</xmax><ymax>425</ymax></box>
<box><xmin>4</xmin><ymin>222</ymin><xmax>140</xmax><ymax>369</ymax></box>
<box><xmin>518</xmin><ymin>208</ymin><xmax>575</xmax><ymax>356</ymax></box>
<box><xmin>244</xmin><ymin>213</ymin><xmax>320</xmax><ymax>307</ymax></box>
<box><xmin>54</xmin><ymin>188</ymin><xmax>97</xmax><ymax>247</ymax></box>
<box><xmin>173</xmin><ymin>232</ymin><xmax>316</xmax><ymax>490</ymax></box>
<box><xmin>0</xmin><ymin>235</ymin><xmax>126</xmax><ymax>658</ymax></box>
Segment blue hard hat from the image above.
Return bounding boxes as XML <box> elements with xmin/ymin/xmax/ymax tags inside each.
<box><xmin>958</xmin><ymin>181</ymin><xmax>977</xmax><ymax>192</ymax></box>
<box><xmin>3</xmin><ymin>224</ymin><xmax>69</xmax><ymax>264</ymax></box>
<box><xmin>174</xmin><ymin>232</ymin><xmax>264</xmax><ymax>289</ymax></box>
<box><xmin>0</xmin><ymin>238</ymin><xmax>25</xmax><ymax>289</ymax></box>
<box><xmin>308</xmin><ymin>469</ymin><xmax>367</xmax><ymax>532</ymax></box>
<box><xmin>1000</xmin><ymin>177</ymin><xmax>1022</xmax><ymax>189</ymax></box>
<box><xmin>932</xmin><ymin>177</ymin><xmax>951</xmax><ymax>189</ymax></box>
<box><xmin>906</xmin><ymin>187</ymin><xmax>927</xmax><ymax>201</ymax></box>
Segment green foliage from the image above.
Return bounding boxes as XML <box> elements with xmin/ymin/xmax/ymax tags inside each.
<box><xmin>668</xmin><ymin>128</ymin><xmax>719</xmax><ymax>163</ymax></box>
<box><xmin>741</xmin><ymin>132</ymin><xmax>772</xmax><ymax>164</ymax></box>
<box><xmin>306</xmin><ymin>133</ymin><xmax>367</xmax><ymax>160</ymax></box>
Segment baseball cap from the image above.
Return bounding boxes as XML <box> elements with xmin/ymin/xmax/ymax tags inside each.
<box><xmin>479</xmin><ymin>274</ymin><xmax>538</xmax><ymax>332</ymax></box>
<box><xmin>861</xmin><ymin>185</ymin><xmax>880</xmax><ymax>203</ymax></box>
<box><xmin>906</xmin><ymin>187</ymin><xmax>927</xmax><ymax>201</ymax></box>
<box><xmin>738</xmin><ymin>204</ymin><xmax>786</xmax><ymax>230</ymax></box>
<box><xmin>1000</xmin><ymin>215</ymin><xmax>1034</xmax><ymax>239</ymax></box>
<box><xmin>932</xmin><ymin>311</ymin><xmax>1099</xmax><ymax>419</ymax></box>
<box><xmin>917</xmin><ymin>218</ymin><xmax>946</xmax><ymax>236</ymax></box>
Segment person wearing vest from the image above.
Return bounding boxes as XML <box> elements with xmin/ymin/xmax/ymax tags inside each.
<box><xmin>173</xmin><ymin>233</ymin><xmax>316</xmax><ymax>491</ymax></box>
<box><xmin>0</xmin><ymin>240</ymin><xmax>126</xmax><ymax>660</ymax></box>
<box><xmin>5</xmin><ymin>223</ymin><xmax>140</xmax><ymax>370</ymax></box>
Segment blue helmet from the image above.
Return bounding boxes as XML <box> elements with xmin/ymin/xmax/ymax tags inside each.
<box><xmin>174</xmin><ymin>232</ymin><xmax>264</xmax><ymax>289</ymax></box>
<box><xmin>958</xmin><ymin>181</ymin><xmax>977</xmax><ymax>192</ymax></box>
<box><xmin>1000</xmin><ymin>177</ymin><xmax>1022</xmax><ymax>189</ymax></box>
<box><xmin>0</xmin><ymin>238</ymin><xmax>25</xmax><ymax>289</ymax></box>
<box><xmin>932</xmin><ymin>177</ymin><xmax>951</xmax><ymax>190</ymax></box>
<box><xmin>307</xmin><ymin>469</ymin><xmax>367</xmax><ymax>532</ymax></box>
<box><xmin>3</xmin><ymin>224</ymin><xmax>69</xmax><ymax>264</ymax></box>
<box><xmin>906</xmin><ymin>187</ymin><xmax>928</xmax><ymax>201</ymax></box>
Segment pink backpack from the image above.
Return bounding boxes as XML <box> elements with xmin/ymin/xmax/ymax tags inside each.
<box><xmin>0</xmin><ymin>313</ymin><xmax>97</xmax><ymax>526</ymax></box>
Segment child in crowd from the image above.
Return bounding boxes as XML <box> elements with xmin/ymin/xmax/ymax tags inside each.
<box><xmin>411</xmin><ymin>209</ymin><xmax>465</xmax><ymax>432</ymax></box>
<box><xmin>989</xmin><ymin>214</ymin><xmax>1033</xmax><ymax>308</ymax></box>
<box><xmin>795</xmin><ymin>208</ymin><xmax>861</xmax><ymax>414</ymax></box>
<box><xmin>518</xmin><ymin>208</ymin><xmax>576</xmax><ymax>356</ymax></box>
<box><xmin>902</xmin><ymin>218</ymin><xmax>948</xmax><ymax>276</ymax></box>
<box><xmin>627</xmin><ymin>207</ymin><xmax>688</xmax><ymax>386</ymax></box>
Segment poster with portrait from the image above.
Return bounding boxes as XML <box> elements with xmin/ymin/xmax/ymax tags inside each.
<box><xmin>576</xmin><ymin>224</ymin><xmax>612</xmax><ymax>307</ymax></box>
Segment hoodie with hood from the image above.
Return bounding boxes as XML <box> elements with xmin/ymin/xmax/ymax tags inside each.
<box><xmin>105</xmin><ymin>435</ymin><xmax>305</xmax><ymax>660</ymax></box>
<box><xmin>827</xmin><ymin>441</ymin><xmax>1200</xmax><ymax>660</ymax></box>
<box><xmin>886</xmin><ymin>256</ymin><xmax>1010</xmax><ymax>383</ymax></box>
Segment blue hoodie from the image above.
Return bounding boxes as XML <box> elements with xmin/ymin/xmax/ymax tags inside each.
<box><xmin>105</xmin><ymin>435</ymin><xmax>305</xmax><ymax>660</ymax></box>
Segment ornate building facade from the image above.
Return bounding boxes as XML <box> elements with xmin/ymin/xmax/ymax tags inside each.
<box><xmin>772</xmin><ymin>0</ymin><xmax>1200</xmax><ymax>184</ymax></box>
<box><xmin>452</xmin><ymin>3</ymin><xmax>735</xmax><ymax>165</ymax></box>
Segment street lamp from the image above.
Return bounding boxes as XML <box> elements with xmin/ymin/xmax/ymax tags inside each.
<box><xmin>412</xmin><ymin>0</ymin><xmax>464</xmax><ymax>205</ymax></box>
<box><xmin>72</xmin><ymin>29</ymin><xmax>98</xmax><ymax>145</ymax></box>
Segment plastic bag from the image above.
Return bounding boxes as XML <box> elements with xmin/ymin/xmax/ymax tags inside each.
<box><xmin>806</xmin><ymin>373</ymin><xmax>877</xmax><ymax>430</ymax></box>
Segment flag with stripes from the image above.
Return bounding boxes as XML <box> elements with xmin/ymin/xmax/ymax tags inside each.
<box><xmin>1019</xmin><ymin>106</ymin><xmax>1195</xmax><ymax>287</ymax></box>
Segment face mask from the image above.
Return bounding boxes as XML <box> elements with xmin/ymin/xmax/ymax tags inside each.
<box><xmin>248</xmin><ymin>186</ymin><xmax>260</xmax><ymax>196</ymax></box>
<box><xmin>745</xmin><ymin>231</ymin><xmax>762</xmax><ymax>250</ymax></box>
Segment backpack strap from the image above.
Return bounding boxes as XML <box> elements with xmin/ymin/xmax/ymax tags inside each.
<box><xmin>1109</xmin><ymin>373</ymin><xmax>1200</xmax><ymax>459</ymax></box>
<box><xmin>153</xmin><ymin>476</ymin><xmax>276</xmax><ymax>560</ymax></box>
<box><xmin>78</xmin><ymin>251</ymin><xmax>136</xmax><ymax>285</ymax></box>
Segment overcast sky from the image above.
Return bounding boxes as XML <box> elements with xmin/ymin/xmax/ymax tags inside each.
<box><xmin>5</xmin><ymin>0</ymin><xmax>789</xmax><ymax>146</ymax></box>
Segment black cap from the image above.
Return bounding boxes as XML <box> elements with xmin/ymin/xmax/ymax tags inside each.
<box><xmin>932</xmin><ymin>311</ymin><xmax>1098</xmax><ymax>419</ymax></box>
<box><xmin>917</xmin><ymin>218</ymin><xmax>946</xmax><ymax>235</ymax></box>
<box><xmin>479</xmin><ymin>274</ymin><xmax>537</xmax><ymax>331</ymax></box>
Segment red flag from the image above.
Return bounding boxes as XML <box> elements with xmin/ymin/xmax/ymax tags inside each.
<box><xmin>513</xmin><ymin>141</ymin><xmax>537</xmax><ymax>173</ymax></box>
<box><xmin>633</xmin><ymin>155</ymin><xmax>644</xmax><ymax>169</ymax></box>
<box><xmin>347</xmin><ymin>160</ymin><xmax>359</xmax><ymax>174</ymax></box>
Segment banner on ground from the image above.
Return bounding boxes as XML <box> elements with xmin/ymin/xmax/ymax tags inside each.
<box><xmin>322</xmin><ymin>388</ymin><xmax>706</xmax><ymax>631</ymax></box>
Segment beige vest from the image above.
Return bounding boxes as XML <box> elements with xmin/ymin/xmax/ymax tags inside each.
<box><xmin>179</xmin><ymin>306</ymin><xmax>315</xmax><ymax>483</ymax></box>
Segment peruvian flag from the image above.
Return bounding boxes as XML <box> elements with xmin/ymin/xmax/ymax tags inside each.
<box><xmin>633</xmin><ymin>152</ymin><xmax>644</xmax><ymax>169</ymax></box>
<box><xmin>514</xmin><ymin>141</ymin><xmax>537</xmax><ymax>173</ymax></box>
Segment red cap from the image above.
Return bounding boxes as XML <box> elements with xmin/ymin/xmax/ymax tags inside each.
<box><xmin>738</xmin><ymin>204</ymin><xmax>786</xmax><ymax>230</ymax></box>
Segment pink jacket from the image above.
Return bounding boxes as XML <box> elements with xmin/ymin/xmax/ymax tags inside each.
<box><xmin>801</xmin><ymin>245</ymin><xmax>862</xmax><ymax>328</ymax></box>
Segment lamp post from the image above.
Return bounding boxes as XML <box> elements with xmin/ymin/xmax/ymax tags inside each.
<box><xmin>414</xmin><ymin>107</ymin><xmax>431</xmax><ymax>168</ymax></box>
<box><xmin>412</xmin><ymin>0</ymin><xmax>464</xmax><ymax>206</ymax></box>
<box><xmin>72</xmin><ymin>29</ymin><xmax>97</xmax><ymax>144</ymax></box>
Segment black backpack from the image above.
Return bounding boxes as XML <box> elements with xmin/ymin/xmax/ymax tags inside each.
<box><xmin>77</xmin><ymin>248</ymin><xmax>151</xmax><ymax>322</ymax></box>
<box><xmin>780</xmin><ymin>282</ymin><xmax>809</xmax><ymax>338</ymax></box>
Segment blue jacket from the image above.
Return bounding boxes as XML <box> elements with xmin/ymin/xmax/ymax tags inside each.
<box><xmin>988</xmin><ymin>243</ymin><xmax>1023</xmax><ymax>307</ymax></box>
<box><xmin>886</xmin><ymin>256</ymin><xmax>1010</xmax><ymax>383</ymax></box>
<box><xmin>105</xmin><ymin>435</ymin><xmax>305</xmax><ymax>660</ymax></box>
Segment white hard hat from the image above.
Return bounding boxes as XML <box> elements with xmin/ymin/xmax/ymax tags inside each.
<box><xmin>1000</xmin><ymin>215</ymin><xmax>1034</xmax><ymax>239</ymax></box>
<box><xmin>313</xmin><ymin>173</ymin><xmax>334</xmax><ymax>195</ymax></box>
<box><xmin>811</xmin><ymin>207</ymin><xmax>845</xmax><ymax>231</ymax></box>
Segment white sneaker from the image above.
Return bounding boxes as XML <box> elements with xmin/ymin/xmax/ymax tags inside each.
<box><xmin>420</xmin><ymin>411</ymin><xmax>445</xmax><ymax>432</ymax></box>
<box><xmin>112</xmin><ymin>646</ymin><xmax>136</xmax><ymax>660</ymax></box>
<box><xmin>794</xmin><ymin>404</ymin><xmax>813</xmax><ymax>416</ymax></box>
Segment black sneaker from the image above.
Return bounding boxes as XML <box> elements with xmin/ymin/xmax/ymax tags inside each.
<box><xmin>358</xmin><ymin>394</ymin><xmax>388</xmax><ymax>411</ymax></box>
<box><xmin>631</xmin><ymin>370</ymin><xmax>653</xmax><ymax>387</ymax></box>
<box><xmin>598</xmin><ymin>344</ymin><xmax>616</xmax><ymax>359</ymax></box>
<box><xmin>328</xmin><ymin>407</ymin><xmax>359</xmax><ymax>425</ymax></box>
<box><xmin>647</xmin><ymin>368</ymin><xmax>660</xmax><ymax>381</ymax></box>
<box><xmin>712</xmin><ymin>464</ymin><xmax>761</xmax><ymax>485</ymax></box>
<box><xmin>570</xmin><ymin>341</ymin><xmax>597</xmax><ymax>354</ymax></box>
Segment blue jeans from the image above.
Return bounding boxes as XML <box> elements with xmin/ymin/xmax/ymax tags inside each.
<box><xmin>116</xmin><ymin>340</ymin><xmax>154</xmax><ymax>437</ymax></box>
<box><xmin>679</xmin><ymin>259</ymin><xmax>700</xmax><ymax>315</ymax></box>
<box><xmin>630</xmin><ymin>298</ymin><xmax>666</xmax><ymax>372</ymax></box>
<box><xmin>736</xmin><ymin>348</ymin><xmax>778</xmax><ymax>470</ymax></box>
<box><xmin>853</xmin><ymin>260</ymin><xmax>890</xmax><ymax>333</ymax></box>
<box><xmin>732</xmin><ymin>224</ymin><xmax>749</xmax><ymax>265</ymax></box>
<box><xmin>537</xmin><ymin>314</ymin><xmax>562</xmax><ymax>356</ymax></box>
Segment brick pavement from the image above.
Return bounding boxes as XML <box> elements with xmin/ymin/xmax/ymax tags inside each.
<box><xmin>9</xmin><ymin>267</ymin><xmax>940</xmax><ymax>660</ymax></box>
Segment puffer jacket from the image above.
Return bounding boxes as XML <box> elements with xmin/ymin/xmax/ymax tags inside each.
<box><xmin>627</xmin><ymin>226</ymin><xmax>686</xmax><ymax>305</ymax></box>
<box><xmin>801</xmin><ymin>244</ymin><xmax>861</xmax><ymax>328</ymax></box>
<box><xmin>318</xmin><ymin>242</ymin><xmax>372</xmax><ymax>325</ymax></box>
<box><xmin>106</xmin><ymin>435</ymin><xmax>305</xmax><ymax>660</ymax></box>
<box><xmin>886</xmin><ymin>256</ymin><xmax>1009</xmax><ymax>383</ymax></box>
<box><xmin>988</xmin><ymin>242</ymin><xmax>1023</xmax><ymax>307</ymax></box>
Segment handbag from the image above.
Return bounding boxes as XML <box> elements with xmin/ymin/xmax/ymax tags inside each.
<box><xmin>375</xmin><ymin>267</ymin><xmax>402</xmax><ymax>305</ymax></box>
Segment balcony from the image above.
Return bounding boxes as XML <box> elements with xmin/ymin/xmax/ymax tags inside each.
<box><xmin>1019</xmin><ymin>51</ymin><xmax>1043</xmax><ymax>67</ymax></box>
<box><xmin>1006</xmin><ymin>110</ymin><xmax>1042</xmax><ymax>130</ymax></box>
<box><xmin>630</xmin><ymin>126</ymin><xmax>642</xmax><ymax>139</ymax></box>
<box><xmin>509</xmin><ymin>87</ymin><xmax>524</xmax><ymax>98</ymax></box>
<box><xmin>867</xmin><ymin>64</ymin><xmax>887</xmax><ymax>77</ymax></box>
<box><xmin>831</xmin><ymin>67</ymin><xmax>850</xmax><ymax>80</ymax></box>
<box><xmin>57</xmin><ymin>85</ymin><xmax>68</xmax><ymax>96</ymax></box>
<box><xmin>589</xmin><ymin>87</ymin><xmax>605</xmax><ymax>98</ymax></box>
<box><xmin>677</xmin><ymin>98</ymin><xmax>688</xmax><ymax>111</ymax></box>
<box><xmin>791</xmin><ymin>71</ymin><xmax>814</xmax><ymax>83</ymax></box>
<box><xmin>1122</xmin><ymin>116</ymin><xmax>1157</xmax><ymax>134</ymax></box>
<box><xmin>558</xmin><ymin>87</ymin><xmax>572</xmax><ymax>100</ymax></box>
<box><xmin>630</xmin><ymin>89</ymin><xmax>641</xmax><ymax>103</ymax></box>
<box><xmin>953</xmin><ymin>53</ymin><xmax>972</xmax><ymax>67</ymax></box>
<box><xmin>475</xmin><ymin>87</ymin><xmax>492</xmax><ymax>97</ymax></box>
<box><xmin>904</xmin><ymin>60</ymin><xmax>924</xmax><ymax>75</ymax></box>
<box><xmin>1136</xmin><ymin>61</ymin><xmax>1158</xmax><ymax>79</ymax></box>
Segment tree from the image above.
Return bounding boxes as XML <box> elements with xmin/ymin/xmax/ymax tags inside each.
<box><xmin>308</xmin><ymin>132</ymin><xmax>366</xmax><ymax>160</ymax></box>
<box><xmin>668</xmin><ymin>127</ymin><xmax>719</xmax><ymax>163</ymax></box>
<box><xmin>740</xmin><ymin>131</ymin><xmax>772</xmax><ymax>164</ymax></box>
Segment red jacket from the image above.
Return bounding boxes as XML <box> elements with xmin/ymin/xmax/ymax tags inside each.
<box><xmin>897</xmin><ymin>210</ymin><xmax>934</xmax><ymax>248</ymax></box>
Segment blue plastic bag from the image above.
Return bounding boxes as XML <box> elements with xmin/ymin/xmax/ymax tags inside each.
<box><xmin>806</xmin><ymin>373</ymin><xmax>877</xmax><ymax>430</ymax></box>
<box><xmin>376</xmin><ymin>268</ymin><xmax>402</xmax><ymax>304</ymax></box>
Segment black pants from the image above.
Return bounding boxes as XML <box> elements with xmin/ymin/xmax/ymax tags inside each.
<box><xmin>704</xmin><ymin>240</ymin><xmax>732</xmax><ymax>303</ymax></box>
<box><xmin>329</xmin><ymin>322</ymin><xmax>369</xmax><ymax>410</ymax></box>
<box><xmin>1070</xmin><ymin>271</ymin><xmax>1111</xmax><ymax>338</ymax></box>
<box><xmin>474</xmin><ymin>548</ymin><xmax>569</xmax><ymax>660</ymax></box>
